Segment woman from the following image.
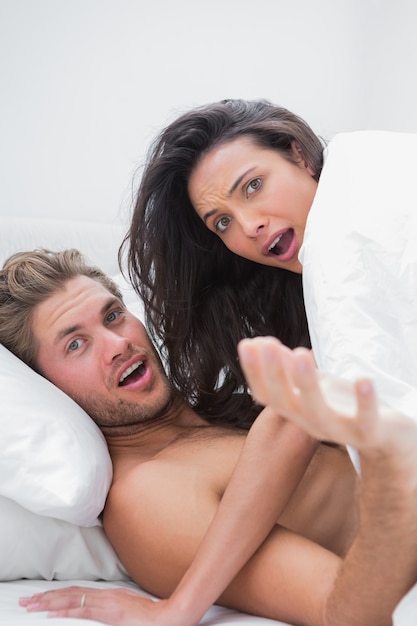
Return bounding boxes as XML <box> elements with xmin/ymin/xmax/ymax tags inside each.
<box><xmin>121</xmin><ymin>98</ymin><xmax>417</xmax><ymax>431</ymax></box>
<box><xmin>120</xmin><ymin>99</ymin><xmax>323</xmax><ymax>428</ymax></box>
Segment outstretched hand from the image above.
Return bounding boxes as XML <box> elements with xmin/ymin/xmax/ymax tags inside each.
<box><xmin>20</xmin><ymin>586</ymin><xmax>183</xmax><ymax>626</ymax></box>
<box><xmin>238</xmin><ymin>336</ymin><xmax>407</xmax><ymax>451</ymax></box>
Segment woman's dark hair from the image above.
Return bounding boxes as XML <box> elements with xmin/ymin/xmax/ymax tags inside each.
<box><xmin>120</xmin><ymin>99</ymin><xmax>324</xmax><ymax>429</ymax></box>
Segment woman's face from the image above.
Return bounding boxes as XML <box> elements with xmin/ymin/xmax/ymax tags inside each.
<box><xmin>188</xmin><ymin>136</ymin><xmax>318</xmax><ymax>273</ymax></box>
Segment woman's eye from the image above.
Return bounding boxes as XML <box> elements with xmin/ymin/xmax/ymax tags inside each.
<box><xmin>68</xmin><ymin>338</ymin><xmax>82</xmax><ymax>352</ymax></box>
<box><xmin>215</xmin><ymin>216</ymin><xmax>231</xmax><ymax>233</ymax></box>
<box><xmin>246</xmin><ymin>178</ymin><xmax>261</xmax><ymax>196</ymax></box>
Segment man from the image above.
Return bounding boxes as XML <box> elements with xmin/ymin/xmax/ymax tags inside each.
<box><xmin>1</xmin><ymin>249</ymin><xmax>416</xmax><ymax>626</ymax></box>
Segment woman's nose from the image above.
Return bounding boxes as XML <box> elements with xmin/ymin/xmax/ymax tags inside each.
<box><xmin>239</xmin><ymin>213</ymin><xmax>268</xmax><ymax>238</ymax></box>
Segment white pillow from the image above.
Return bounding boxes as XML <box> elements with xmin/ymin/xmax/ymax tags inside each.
<box><xmin>0</xmin><ymin>216</ymin><xmax>124</xmax><ymax>276</ymax></box>
<box><xmin>0</xmin><ymin>496</ymin><xmax>130</xmax><ymax>581</ymax></box>
<box><xmin>0</xmin><ymin>344</ymin><xmax>112</xmax><ymax>526</ymax></box>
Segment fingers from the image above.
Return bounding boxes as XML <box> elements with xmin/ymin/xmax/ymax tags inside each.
<box><xmin>354</xmin><ymin>379</ymin><xmax>377</xmax><ymax>414</ymax></box>
<box><xmin>287</xmin><ymin>351</ymin><xmax>380</xmax><ymax>446</ymax></box>
<box><xmin>46</xmin><ymin>607</ymin><xmax>119</xmax><ymax>624</ymax></box>
<box><xmin>238</xmin><ymin>336</ymin><xmax>277</xmax><ymax>406</ymax></box>
<box><xmin>290</xmin><ymin>348</ymin><xmax>338</xmax><ymax>439</ymax></box>
<box><xmin>238</xmin><ymin>336</ymin><xmax>301</xmax><ymax>415</ymax></box>
<box><xmin>20</xmin><ymin>586</ymin><xmax>160</xmax><ymax>626</ymax></box>
<box><xmin>352</xmin><ymin>378</ymin><xmax>381</xmax><ymax>446</ymax></box>
<box><xmin>238</xmin><ymin>337</ymin><xmax>387</xmax><ymax>449</ymax></box>
<box><xmin>20</xmin><ymin>585</ymin><xmax>88</xmax><ymax>610</ymax></box>
<box><xmin>20</xmin><ymin>586</ymin><xmax>133</xmax><ymax>617</ymax></box>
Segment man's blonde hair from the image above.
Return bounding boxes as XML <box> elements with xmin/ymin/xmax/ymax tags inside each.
<box><xmin>0</xmin><ymin>248</ymin><xmax>122</xmax><ymax>370</ymax></box>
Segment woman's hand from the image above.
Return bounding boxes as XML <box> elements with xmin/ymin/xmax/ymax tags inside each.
<box><xmin>20</xmin><ymin>585</ymin><xmax>189</xmax><ymax>626</ymax></box>
<box><xmin>237</xmin><ymin>336</ymin><xmax>408</xmax><ymax>452</ymax></box>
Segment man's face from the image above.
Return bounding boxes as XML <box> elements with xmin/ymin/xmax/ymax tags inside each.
<box><xmin>32</xmin><ymin>275</ymin><xmax>174</xmax><ymax>435</ymax></box>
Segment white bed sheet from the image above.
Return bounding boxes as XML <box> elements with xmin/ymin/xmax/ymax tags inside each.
<box><xmin>0</xmin><ymin>579</ymin><xmax>290</xmax><ymax>626</ymax></box>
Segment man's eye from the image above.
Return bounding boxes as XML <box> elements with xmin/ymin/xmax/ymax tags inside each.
<box><xmin>106</xmin><ymin>310</ymin><xmax>122</xmax><ymax>323</ymax></box>
<box><xmin>68</xmin><ymin>339</ymin><xmax>82</xmax><ymax>352</ymax></box>
<box><xmin>246</xmin><ymin>178</ymin><xmax>262</xmax><ymax>196</ymax></box>
<box><xmin>215</xmin><ymin>216</ymin><xmax>231</xmax><ymax>233</ymax></box>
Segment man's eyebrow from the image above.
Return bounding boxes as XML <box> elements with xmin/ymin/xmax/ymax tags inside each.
<box><xmin>54</xmin><ymin>296</ymin><xmax>122</xmax><ymax>345</ymax></box>
<box><xmin>202</xmin><ymin>167</ymin><xmax>256</xmax><ymax>224</ymax></box>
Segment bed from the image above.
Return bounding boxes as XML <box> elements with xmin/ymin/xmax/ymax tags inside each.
<box><xmin>1</xmin><ymin>214</ymin><xmax>416</xmax><ymax>626</ymax></box>
<box><xmin>0</xmin><ymin>215</ymin><xmax>290</xmax><ymax>626</ymax></box>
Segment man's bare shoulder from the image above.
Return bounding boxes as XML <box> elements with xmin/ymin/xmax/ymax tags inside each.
<box><xmin>103</xmin><ymin>428</ymin><xmax>245</xmax><ymax>592</ymax></box>
<box><xmin>108</xmin><ymin>426</ymin><xmax>245</xmax><ymax>507</ymax></box>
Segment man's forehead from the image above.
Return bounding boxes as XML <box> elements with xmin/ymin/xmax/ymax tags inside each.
<box><xmin>33</xmin><ymin>275</ymin><xmax>118</xmax><ymax>340</ymax></box>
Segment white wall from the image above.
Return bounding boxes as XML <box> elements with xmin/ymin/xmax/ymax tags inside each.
<box><xmin>0</xmin><ymin>0</ymin><xmax>416</xmax><ymax>224</ymax></box>
<box><xmin>360</xmin><ymin>0</ymin><xmax>417</xmax><ymax>131</ymax></box>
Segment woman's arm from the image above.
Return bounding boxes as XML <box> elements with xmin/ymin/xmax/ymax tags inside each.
<box><xmin>163</xmin><ymin>409</ymin><xmax>318</xmax><ymax>625</ymax></box>
<box><xmin>21</xmin><ymin>408</ymin><xmax>318</xmax><ymax>625</ymax></box>
<box><xmin>238</xmin><ymin>335</ymin><xmax>417</xmax><ymax>625</ymax></box>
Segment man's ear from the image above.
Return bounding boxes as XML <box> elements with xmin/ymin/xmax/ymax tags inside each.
<box><xmin>291</xmin><ymin>140</ymin><xmax>316</xmax><ymax>177</ymax></box>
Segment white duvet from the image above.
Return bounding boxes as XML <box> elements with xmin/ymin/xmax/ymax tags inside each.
<box><xmin>301</xmin><ymin>130</ymin><xmax>417</xmax><ymax>421</ymax></box>
<box><xmin>300</xmin><ymin>130</ymin><xmax>417</xmax><ymax>623</ymax></box>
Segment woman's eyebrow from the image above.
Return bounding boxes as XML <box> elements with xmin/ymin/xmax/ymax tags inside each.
<box><xmin>202</xmin><ymin>166</ymin><xmax>257</xmax><ymax>223</ymax></box>
<box><xmin>202</xmin><ymin>208</ymin><xmax>218</xmax><ymax>224</ymax></box>
<box><xmin>228</xmin><ymin>167</ymin><xmax>256</xmax><ymax>196</ymax></box>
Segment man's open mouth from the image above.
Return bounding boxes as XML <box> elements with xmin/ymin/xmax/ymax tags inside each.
<box><xmin>118</xmin><ymin>361</ymin><xmax>146</xmax><ymax>386</ymax></box>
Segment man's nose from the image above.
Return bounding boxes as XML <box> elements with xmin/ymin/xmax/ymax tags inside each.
<box><xmin>101</xmin><ymin>331</ymin><xmax>130</xmax><ymax>363</ymax></box>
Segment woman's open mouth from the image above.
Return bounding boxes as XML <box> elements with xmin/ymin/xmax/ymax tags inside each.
<box><xmin>267</xmin><ymin>228</ymin><xmax>296</xmax><ymax>259</ymax></box>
